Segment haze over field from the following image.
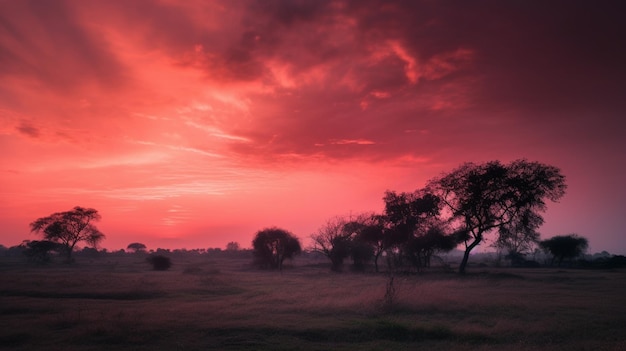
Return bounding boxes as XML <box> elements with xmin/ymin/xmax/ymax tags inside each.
<box><xmin>1</xmin><ymin>1</ymin><xmax>624</xmax><ymax>253</ymax></box>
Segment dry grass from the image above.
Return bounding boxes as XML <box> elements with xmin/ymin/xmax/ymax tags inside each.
<box><xmin>1</xmin><ymin>256</ymin><xmax>625</xmax><ymax>350</ymax></box>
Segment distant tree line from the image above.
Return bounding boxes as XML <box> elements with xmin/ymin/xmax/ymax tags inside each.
<box><xmin>9</xmin><ymin>159</ymin><xmax>623</xmax><ymax>272</ymax></box>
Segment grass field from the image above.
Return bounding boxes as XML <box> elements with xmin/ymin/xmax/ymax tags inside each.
<box><xmin>1</xmin><ymin>255</ymin><xmax>625</xmax><ymax>350</ymax></box>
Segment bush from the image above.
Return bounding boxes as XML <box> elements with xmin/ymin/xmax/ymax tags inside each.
<box><xmin>147</xmin><ymin>255</ymin><xmax>172</xmax><ymax>271</ymax></box>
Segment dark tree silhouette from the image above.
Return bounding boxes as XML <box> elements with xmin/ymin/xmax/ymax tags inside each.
<box><xmin>540</xmin><ymin>234</ymin><xmax>589</xmax><ymax>266</ymax></box>
<box><xmin>311</xmin><ymin>217</ymin><xmax>354</xmax><ymax>271</ymax></box>
<box><xmin>354</xmin><ymin>214</ymin><xmax>387</xmax><ymax>272</ymax></box>
<box><xmin>127</xmin><ymin>242</ymin><xmax>147</xmax><ymax>253</ymax></box>
<box><xmin>252</xmin><ymin>227</ymin><xmax>301</xmax><ymax>270</ymax></box>
<box><xmin>22</xmin><ymin>240</ymin><xmax>63</xmax><ymax>263</ymax></box>
<box><xmin>493</xmin><ymin>210</ymin><xmax>542</xmax><ymax>259</ymax></box>
<box><xmin>226</xmin><ymin>241</ymin><xmax>240</xmax><ymax>251</ymax></box>
<box><xmin>429</xmin><ymin>160</ymin><xmax>566</xmax><ymax>274</ymax></box>
<box><xmin>406</xmin><ymin>226</ymin><xmax>458</xmax><ymax>268</ymax></box>
<box><xmin>147</xmin><ymin>254</ymin><xmax>172</xmax><ymax>270</ymax></box>
<box><xmin>30</xmin><ymin>206</ymin><xmax>105</xmax><ymax>262</ymax></box>
<box><xmin>382</xmin><ymin>190</ymin><xmax>453</xmax><ymax>270</ymax></box>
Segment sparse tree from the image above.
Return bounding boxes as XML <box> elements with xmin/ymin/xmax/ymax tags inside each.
<box><xmin>311</xmin><ymin>217</ymin><xmax>354</xmax><ymax>271</ymax></box>
<box><xmin>30</xmin><ymin>206</ymin><xmax>105</xmax><ymax>262</ymax></box>
<box><xmin>429</xmin><ymin>160</ymin><xmax>566</xmax><ymax>274</ymax></box>
<box><xmin>127</xmin><ymin>242</ymin><xmax>147</xmax><ymax>253</ymax></box>
<box><xmin>226</xmin><ymin>241</ymin><xmax>240</xmax><ymax>251</ymax></box>
<box><xmin>494</xmin><ymin>210</ymin><xmax>542</xmax><ymax>261</ymax></box>
<box><xmin>252</xmin><ymin>227</ymin><xmax>301</xmax><ymax>270</ymax></box>
<box><xmin>540</xmin><ymin>234</ymin><xmax>589</xmax><ymax>266</ymax></box>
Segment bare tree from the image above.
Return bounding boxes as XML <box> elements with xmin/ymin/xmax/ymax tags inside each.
<box><xmin>310</xmin><ymin>216</ymin><xmax>354</xmax><ymax>271</ymax></box>
<box><xmin>30</xmin><ymin>206</ymin><xmax>105</xmax><ymax>262</ymax></box>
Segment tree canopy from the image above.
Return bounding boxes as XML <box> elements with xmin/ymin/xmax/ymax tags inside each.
<box><xmin>30</xmin><ymin>206</ymin><xmax>105</xmax><ymax>262</ymax></box>
<box><xmin>127</xmin><ymin>242</ymin><xmax>147</xmax><ymax>253</ymax></box>
<box><xmin>540</xmin><ymin>234</ymin><xmax>588</xmax><ymax>266</ymax></box>
<box><xmin>252</xmin><ymin>227</ymin><xmax>301</xmax><ymax>270</ymax></box>
<box><xmin>428</xmin><ymin>159</ymin><xmax>566</xmax><ymax>274</ymax></box>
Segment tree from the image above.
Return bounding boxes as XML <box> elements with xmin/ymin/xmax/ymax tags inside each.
<box><xmin>22</xmin><ymin>240</ymin><xmax>63</xmax><ymax>263</ymax></box>
<box><xmin>354</xmin><ymin>214</ymin><xmax>387</xmax><ymax>272</ymax></box>
<box><xmin>406</xmin><ymin>225</ymin><xmax>458</xmax><ymax>268</ymax></box>
<box><xmin>493</xmin><ymin>210</ymin><xmax>542</xmax><ymax>258</ymax></box>
<box><xmin>30</xmin><ymin>206</ymin><xmax>105</xmax><ymax>262</ymax></box>
<box><xmin>127</xmin><ymin>242</ymin><xmax>147</xmax><ymax>253</ymax></box>
<box><xmin>382</xmin><ymin>190</ymin><xmax>455</xmax><ymax>270</ymax></box>
<box><xmin>311</xmin><ymin>216</ymin><xmax>354</xmax><ymax>271</ymax></box>
<box><xmin>540</xmin><ymin>234</ymin><xmax>588</xmax><ymax>266</ymax></box>
<box><xmin>147</xmin><ymin>255</ymin><xmax>172</xmax><ymax>270</ymax></box>
<box><xmin>429</xmin><ymin>160</ymin><xmax>566</xmax><ymax>274</ymax></box>
<box><xmin>226</xmin><ymin>241</ymin><xmax>240</xmax><ymax>251</ymax></box>
<box><xmin>252</xmin><ymin>227</ymin><xmax>301</xmax><ymax>270</ymax></box>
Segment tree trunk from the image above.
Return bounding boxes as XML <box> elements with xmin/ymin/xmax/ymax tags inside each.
<box><xmin>373</xmin><ymin>253</ymin><xmax>380</xmax><ymax>273</ymax></box>
<box><xmin>459</xmin><ymin>234</ymin><xmax>482</xmax><ymax>274</ymax></box>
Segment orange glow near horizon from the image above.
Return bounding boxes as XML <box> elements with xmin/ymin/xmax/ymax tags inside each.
<box><xmin>1</xmin><ymin>2</ymin><xmax>625</xmax><ymax>254</ymax></box>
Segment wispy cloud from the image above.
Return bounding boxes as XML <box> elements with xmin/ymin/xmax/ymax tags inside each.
<box><xmin>184</xmin><ymin>121</ymin><xmax>251</xmax><ymax>143</ymax></box>
<box><xmin>15</xmin><ymin>120</ymin><xmax>40</xmax><ymax>138</ymax></box>
<box><xmin>330</xmin><ymin>139</ymin><xmax>376</xmax><ymax>145</ymax></box>
<box><xmin>133</xmin><ymin>140</ymin><xmax>225</xmax><ymax>158</ymax></box>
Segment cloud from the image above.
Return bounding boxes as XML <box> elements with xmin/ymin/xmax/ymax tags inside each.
<box><xmin>1</xmin><ymin>0</ymin><xmax>624</xmax><ymax>165</ymax></box>
<box><xmin>0</xmin><ymin>1</ymin><xmax>127</xmax><ymax>93</ymax></box>
<box><xmin>330</xmin><ymin>139</ymin><xmax>376</xmax><ymax>145</ymax></box>
<box><xmin>15</xmin><ymin>121</ymin><xmax>40</xmax><ymax>138</ymax></box>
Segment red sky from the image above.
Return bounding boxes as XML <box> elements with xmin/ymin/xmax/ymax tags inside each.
<box><xmin>1</xmin><ymin>1</ymin><xmax>625</xmax><ymax>254</ymax></box>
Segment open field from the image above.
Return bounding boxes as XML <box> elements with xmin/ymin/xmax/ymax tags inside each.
<box><xmin>1</xmin><ymin>256</ymin><xmax>625</xmax><ymax>350</ymax></box>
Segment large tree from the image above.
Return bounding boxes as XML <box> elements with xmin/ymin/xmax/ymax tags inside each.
<box><xmin>540</xmin><ymin>234</ymin><xmax>588</xmax><ymax>266</ymax></box>
<box><xmin>429</xmin><ymin>160</ymin><xmax>566</xmax><ymax>274</ymax></box>
<box><xmin>252</xmin><ymin>227</ymin><xmax>301</xmax><ymax>270</ymax></box>
<box><xmin>30</xmin><ymin>206</ymin><xmax>105</xmax><ymax>262</ymax></box>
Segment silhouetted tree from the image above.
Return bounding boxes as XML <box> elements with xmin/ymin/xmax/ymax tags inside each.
<box><xmin>382</xmin><ymin>190</ymin><xmax>451</xmax><ymax>270</ymax></box>
<box><xmin>30</xmin><ymin>206</ymin><xmax>105</xmax><ymax>262</ymax></box>
<box><xmin>147</xmin><ymin>254</ymin><xmax>172</xmax><ymax>270</ymax></box>
<box><xmin>540</xmin><ymin>234</ymin><xmax>588</xmax><ymax>266</ymax></box>
<box><xmin>406</xmin><ymin>226</ymin><xmax>458</xmax><ymax>268</ymax></box>
<box><xmin>428</xmin><ymin>160</ymin><xmax>566</xmax><ymax>274</ymax></box>
<box><xmin>22</xmin><ymin>240</ymin><xmax>63</xmax><ymax>263</ymax></box>
<box><xmin>355</xmin><ymin>214</ymin><xmax>387</xmax><ymax>272</ymax></box>
<box><xmin>494</xmin><ymin>210</ymin><xmax>542</xmax><ymax>259</ymax></box>
<box><xmin>252</xmin><ymin>227</ymin><xmax>301</xmax><ymax>270</ymax></box>
<box><xmin>226</xmin><ymin>241</ymin><xmax>240</xmax><ymax>251</ymax></box>
<box><xmin>127</xmin><ymin>242</ymin><xmax>147</xmax><ymax>253</ymax></box>
<box><xmin>311</xmin><ymin>217</ymin><xmax>354</xmax><ymax>271</ymax></box>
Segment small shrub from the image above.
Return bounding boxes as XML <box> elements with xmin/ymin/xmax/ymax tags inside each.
<box><xmin>146</xmin><ymin>255</ymin><xmax>172</xmax><ymax>271</ymax></box>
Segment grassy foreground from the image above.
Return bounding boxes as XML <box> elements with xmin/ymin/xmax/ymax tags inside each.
<box><xmin>1</xmin><ymin>256</ymin><xmax>625</xmax><ymax>350</ymax></box>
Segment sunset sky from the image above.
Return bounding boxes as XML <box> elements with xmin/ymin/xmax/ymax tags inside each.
<box><xmin>1</xmin><ymin>1</ymin><xmax>624</xmax><ymax>254</ymax></box>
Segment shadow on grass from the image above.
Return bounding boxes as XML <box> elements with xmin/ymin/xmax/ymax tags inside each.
<box><xmin>203</xmin><ymin>321</ymin><xmax>491</xmax><ymax>346</ymax></box>
<box><xmin>0</xmin><ymin>290</ymin><xmax>165</xmax><ymax>300</ymax></box>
